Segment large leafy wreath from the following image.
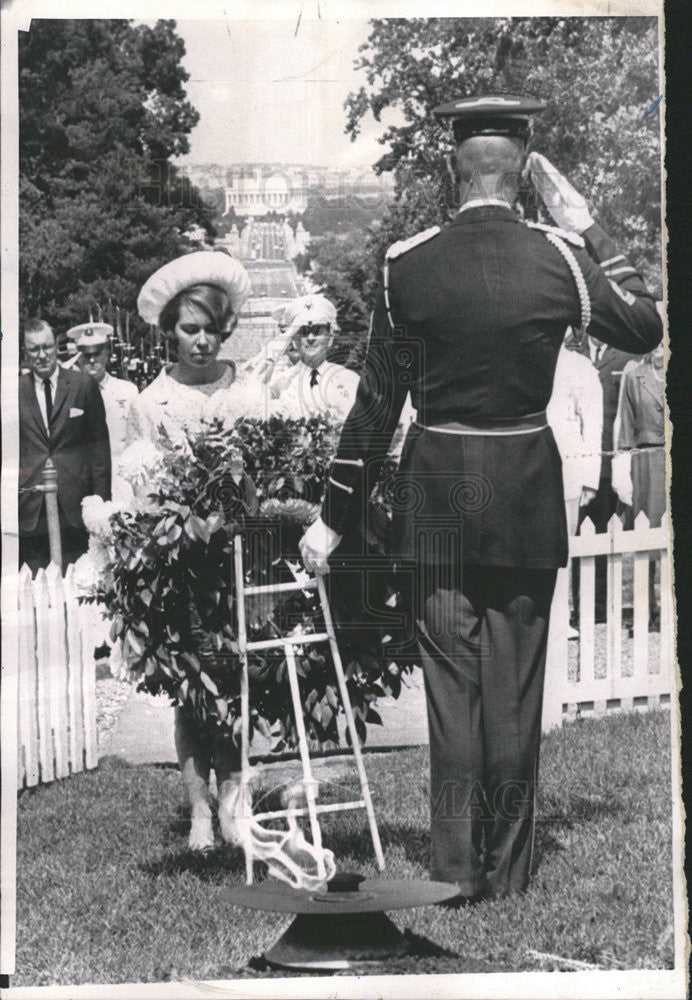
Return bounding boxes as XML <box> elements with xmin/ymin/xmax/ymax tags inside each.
<box><xmin>96</xmin><ymin>416</ymin><xmax>411</xmax><ymax>751</ymax></box>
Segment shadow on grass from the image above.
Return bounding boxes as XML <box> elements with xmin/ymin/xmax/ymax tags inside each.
<box><xmin>322</xmin><ymin>820</ymin><xmax>430</xmax><ymax>868</ymax></box>
<box><xmin>139</xmin><ymin>842</ymin><xmax>248</xmax><ymax>881</ymax></box>
<box><xmin>533</xmin><ymin>790</ymin><xmax>625</xmax><ymax>871</ymax></box>
<box><xmin>97</xmin><ymin>755</ymin><xmax>179</xmax><ymax>774</ymax></box>
<box><xmin>538</xmin><ymin>790</ymin><xmax>624</xmax><ymax>830</ymax></box>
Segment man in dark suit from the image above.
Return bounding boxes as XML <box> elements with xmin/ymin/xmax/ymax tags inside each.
<box><xmin>570</xmin><ymin>333</ymin><xmax>637</xmax><ymax>622</ymax></box>
<box><xmin>300</xmin><ymin>96</ymin><xmax>662</xmax><ymax>900</ymax></box>
<box><xmin>19</xmin><ymin>319</ymin><xmax>111</xmax><ymax>573</ymax></box>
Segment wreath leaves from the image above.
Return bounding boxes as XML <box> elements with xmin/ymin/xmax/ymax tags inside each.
<box><xmin>100</xmin><ymin>416</ymin><xmax>412</xmax><ymax>748</ymax></box>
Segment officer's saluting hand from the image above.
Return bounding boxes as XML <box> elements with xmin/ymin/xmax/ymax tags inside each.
<box><xmin>524</xmin><ymin>151</ymin><xmax>595</xmax><ymax>234</ymax></box>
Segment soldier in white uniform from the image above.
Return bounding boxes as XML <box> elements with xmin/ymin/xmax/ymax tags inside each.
<box><xmin>269</xmin><ymin>294</ymin><xmax>360</xmax><ymax>422</ymax></box>
<box><xmin>547</xmin><ymin>334</ymin><xmax>604</xmax><ymax>638</ymax></box>
<box><xmin>547</xmin><ymin>336</ymin><xmax>603</xmax><ymax>536</ymax></box>
<box><xmin>68</xmin><ymin>322</ymin><xmax>139</xmax><ymax>502</ymax></box>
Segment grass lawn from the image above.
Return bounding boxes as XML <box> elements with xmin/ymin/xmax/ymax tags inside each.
<box><xmin>13</xmin><ymin>710</ymin><xmax>674</xmax><ymax>986</ymax></box>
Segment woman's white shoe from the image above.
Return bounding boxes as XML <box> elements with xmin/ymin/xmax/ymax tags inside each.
<box><xmin>188</xmin><ymin>816</ymin><xmax>215</xmax><ymax>851</ymax></box>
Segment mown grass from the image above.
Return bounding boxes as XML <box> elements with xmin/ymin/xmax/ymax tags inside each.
<box><xmin>13</xmin><ymin>710</ymin><xmax>674</xmax><ymax>986</ymax></box>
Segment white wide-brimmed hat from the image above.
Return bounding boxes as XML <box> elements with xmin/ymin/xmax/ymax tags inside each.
<box><xmin>137</xmin><ymin>250</ymin><xmax>252</xmax><ymax>326</ymax></box>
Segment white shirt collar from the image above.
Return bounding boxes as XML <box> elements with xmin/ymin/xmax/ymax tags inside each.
<box><xmin>32</xmin><ymin>367</ymin><xmax>59</xmax><ymax>391</ymax></box>
<box><xmin>300</xmin><ymin>360</ymin><xmax>329</xmax><ymax>378</ymax></box>
<box><xmin>457</xmin><ymin>198</ymin><xmax>514</xmax><ymax>214</ymax></box>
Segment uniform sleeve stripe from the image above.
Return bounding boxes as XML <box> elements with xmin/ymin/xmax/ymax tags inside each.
<box><xmin>606</xmin><ymin>265</ymin><xmax>637</xmax><ymax>277</ymax></box>
<box><xmin>608</xmin><ymin>279</ymin><xmax>637</xmax><ymax>305</ymax></box>
<box><xmin>329</xmin><ymin>477</ymin><xmax>354</xmax><ymax>494</ymax></box>
<box><xmin>333</xmin><ymin>458</ymin><xmax>364</xmax><ymax>467</ymax></box>
<box><xmin>600</xmin><ymin>254</ymin><xmax>626</xmax><ymax>268</ymax></box>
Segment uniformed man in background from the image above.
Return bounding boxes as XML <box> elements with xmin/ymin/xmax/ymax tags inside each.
<box><xmin>301</xmin><ymin>95</ymin><xmax>662</xmax><ymax>901</ymax></box>
<box><xmin>69</xmin><ymin>322</ymin><xmax>139</xmax><ymax>501</ymax></box>
<box><xmin>269</xmin><ymin>294</ymin><xmax>360</xmax><ymax>422</ymax></box>
<box><xmin>569</xmin><ymin>330</ymin><xmax>637</xmax><ymax>622</ymax></box>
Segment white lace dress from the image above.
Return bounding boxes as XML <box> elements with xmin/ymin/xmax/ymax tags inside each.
<box><xmin>77</xmin><ymin>364</ymin><xmax>265</xmax><ymax>660</ymax></box>
<box><xmin>125</xmin><ymin>362</ymin><xmax>266</xmax><ymax>444</ymax></box>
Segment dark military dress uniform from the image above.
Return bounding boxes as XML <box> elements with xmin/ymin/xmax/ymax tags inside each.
<box><xmin>322</xmin><ymin>99</ymin><xmax>662</xmax><ymax>898</ymax></box>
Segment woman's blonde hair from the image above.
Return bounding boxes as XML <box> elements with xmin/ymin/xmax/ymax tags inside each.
<box><xmin>159</xmin><ymin>283</ymin><xmax>237</xmax><ymax>341</ymax></box>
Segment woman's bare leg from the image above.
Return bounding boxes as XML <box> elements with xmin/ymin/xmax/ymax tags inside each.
<box><xmin>174</xmin><ymin>707</ymin><xmax>214</xmax><ymax>850</ymax></box>
<box><xmin>214</xmin><ymin>737</ymin><xmax>242</xmax><ymax>843</ymax></box>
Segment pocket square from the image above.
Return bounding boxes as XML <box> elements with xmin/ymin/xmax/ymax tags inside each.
<box><xmin>69</xmin><ymin>407</ymin><xmax>84</xmax><ymax>418</ymax></box>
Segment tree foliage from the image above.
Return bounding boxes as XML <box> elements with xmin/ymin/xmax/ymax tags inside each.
<box><xmin>307</xmin><ymin>16</ymin><xmax>663</xmax><ymax>334</ymax></box>
<box><xmin>19</xmin><ymin>19</ymin><xmax>213</xmax><ymax>332</ymax></box>
<box><xmin>301</xmin><ymin>193</ymin><xmax>388</xmax><ymax>236</ymax></box>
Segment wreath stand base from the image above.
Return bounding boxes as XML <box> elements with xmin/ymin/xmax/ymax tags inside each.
<box><xmin>226</xmin><ymin>873</ymin><xmax>458</xmax><ymax>971</ymax></box>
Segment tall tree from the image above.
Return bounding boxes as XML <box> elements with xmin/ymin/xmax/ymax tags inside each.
<box><xmin>338</xmin><ymin>18</ymin><xmax>662</xmax><ymax>300</ymax></box>
<box><xmin>19</xmin><ymin>19</ymin><xmax>213</xmax><ymax>332</ymax></box>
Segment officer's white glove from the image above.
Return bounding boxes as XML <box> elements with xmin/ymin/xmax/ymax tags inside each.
<box><xmin>525</xmin><ymin>152</ymin><xmax>594</xmax><ymax>235</ymax></box>
<box><xmin>299</xmin><ymin>516</ymin><xmax>342</xmax><ymax>576</ymax></box>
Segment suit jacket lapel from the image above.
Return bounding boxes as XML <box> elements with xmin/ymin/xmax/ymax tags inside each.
<box><xmin>594</xmin><ymin>346</ymin><xmax>611</xmax><ymax>371</ymax></box>
<box><xmin>51</xmin><ymin>368</ymin><xmax>74</xmax><ymax>432</ymax></box>
<box><xmin>20</xmin><ymin>374</ymin><xmax>49</xmax><ymax>443</ymax></box>
<box><xmin>640</xmin><ymin>365</ymin><xmax>664</xmax><ymax>410</ymax></box>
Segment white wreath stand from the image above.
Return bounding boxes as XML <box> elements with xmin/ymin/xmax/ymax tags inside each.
<box><xmin>233</xmin><ymin>534</ymin><xmax>385</xmax><ymax>885</ymax></box>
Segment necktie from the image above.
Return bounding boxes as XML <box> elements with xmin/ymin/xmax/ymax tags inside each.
<box><xmin>594</xmin><ymin>346</ymin><xmax>603</xmax><ymax>364</ymax></box>
<box><xmin>43</xmin><ymin>378</ymin><xmax>53</xmax><ymax>427</ymax></box>
<box><xmin>310</xmin><ymin>368</ymin><xmax>319</xmax><ymax>388</ymax></box>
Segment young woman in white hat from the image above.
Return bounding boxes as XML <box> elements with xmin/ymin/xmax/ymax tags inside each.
<box><xmin>127</xmin><ymin>249</ymin><xmax>263</xmax><ymax>444</ymax></box>
<box><xmin>125</xmin><ymin>249</ymin><xmax>261</xmax><ymax>851</ymax></box>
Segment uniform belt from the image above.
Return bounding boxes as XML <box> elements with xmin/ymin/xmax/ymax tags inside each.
<box><xmin>415</xmin><ymin>411</ymin><xmax>548</xmax><ymax>436</ymax></box>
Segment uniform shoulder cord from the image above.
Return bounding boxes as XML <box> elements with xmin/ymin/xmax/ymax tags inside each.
<box><xmin>542</xmin><ymin>231</ymin><xmax>592</xmax><ymax>338</ymax></box>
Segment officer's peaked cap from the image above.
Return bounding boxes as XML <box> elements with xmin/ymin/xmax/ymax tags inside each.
<box><xmin>433</xmin><ymin>94</ymin><xmax>546</xmax><ymax>144</ymax></box>
<box><xmin>283</xmin><ymin>294</ymin><xmax>337</xmax><ymax>336</ymax></box>
<box><xmin>67</xmin><ymin>322</ymin><xmax>113</xmax><ymax>348</ymax></box>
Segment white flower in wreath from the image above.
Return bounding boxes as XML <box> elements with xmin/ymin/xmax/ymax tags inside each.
<box><xmin>206</xmin><ymin>373</ymin><xmax>269</xmax><ymax>426</ymax></box>
<box><xmin>117</xmin><ymin>438</ymin><xmax>165</xmax><ymax>496</ymax></box>
<box><xmin>268</xmin><ymin>390</ymin><xmax>307</xmax><ymax>422</ymax></box>
<box><xmin>81</xmin><ymin>495</ymin><xmax>119</xmax><ymax>541</ymax></box>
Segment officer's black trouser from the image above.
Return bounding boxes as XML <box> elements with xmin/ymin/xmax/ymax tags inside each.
<box><xmin>416</xmin><ymin>564</ymin><xmax>556</xmax><ymax>898</ymax></box>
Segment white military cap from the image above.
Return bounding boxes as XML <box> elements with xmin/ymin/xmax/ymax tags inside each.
<box><xmin>67</xmin><ymin>322</ymin><xmax>113</xmax><ymax>348</ymax></box>
<box><xmin>283</xmin><ymin>294</ymin><xmax>337</xmax><ymax>335</ymax></box>
<box><xmin>137</xmin><ymin>249</ymin><xmax>252</xmax><ymax>326</ymax></box>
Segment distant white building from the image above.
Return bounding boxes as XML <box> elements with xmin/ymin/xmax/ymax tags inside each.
<box><xmin>223</xmin><ymin>166</ymin><xmax>308</xmax><ymax>216</ymax></box>
<box><xmin>178</xmin><ymin>162</ymin><xmax>394</xmax><ymax>219</ymax></box>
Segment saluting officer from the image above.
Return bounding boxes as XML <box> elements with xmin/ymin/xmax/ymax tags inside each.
<box><xmin>301</xmin><ymin>95</ymin><xmax>662</xmax><ymax>901</ymax></box>
<box><xmin>268</xmin><ymin>294</ymin><xmax>360</xmax><ymax>422</ymax></box>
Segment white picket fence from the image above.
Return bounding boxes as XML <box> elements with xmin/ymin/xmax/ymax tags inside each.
<box><xmin>17</xmin><ymin>562</ymin><xmax>99</xmax><ymax>789</ymax></box>
<box><xmin>543</xmin><ymin>511</ymin><xmax>674</xmax><ymax>730</ymax></box>
<box><xmin>15</xmin><ymin>512</ymin><xmax>675</xmax><ymax>788</ymax></box>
